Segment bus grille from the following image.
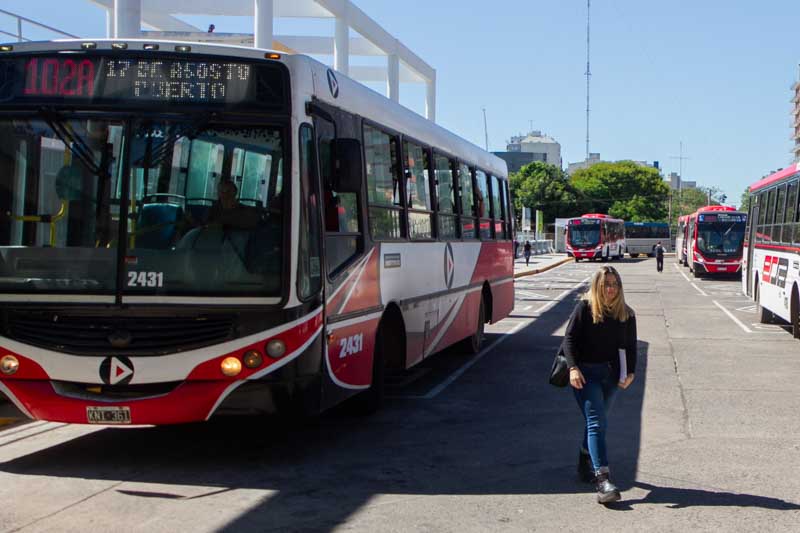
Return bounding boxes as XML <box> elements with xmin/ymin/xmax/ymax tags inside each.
<box><xmin>5</xmin><ymin>312</ymin><xmax>235</xmax><ymax>356</ymax></box>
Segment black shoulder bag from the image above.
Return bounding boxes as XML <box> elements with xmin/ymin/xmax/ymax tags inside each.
<box><xmin>548</xmin><ymin>343</ymin><xmax>569</xmax><ymax>388</ymax></box>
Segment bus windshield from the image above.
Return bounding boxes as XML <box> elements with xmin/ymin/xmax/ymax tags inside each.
<box><xmin>0</xmin><ymin>114</ymin><xmax>285</xmax><ymax>297</ymax></box>
<box><xmin>569</xmin><ymin>223</ymin><xmax>600</xmax><ymax>247</ymax></box>
<box><xmin>696</xmin><ymin>222</ymin><xmax>745</xmax><ymax>255</ymax></box>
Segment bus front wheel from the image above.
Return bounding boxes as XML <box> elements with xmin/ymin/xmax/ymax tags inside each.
<box><xmin>756</xmin><ymin>282</ymin><xmax>776</xmax><ymax>324</ymax></box>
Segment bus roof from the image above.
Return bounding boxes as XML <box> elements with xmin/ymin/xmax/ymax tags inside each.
<box><xmin>749</xmin><ymin>162</ymin><xmax>800</xmax><ymax>193</ymax></box>
<box><xmin>624</xmin><ymin>221</ymin><xmax>668</xmax><ymax>226</ymax></box>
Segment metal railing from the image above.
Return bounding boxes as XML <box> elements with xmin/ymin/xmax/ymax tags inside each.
<box><xmin>0</xmin><ymin>9</ymin><xmax>78</xmax><ymax>42</ymax></box>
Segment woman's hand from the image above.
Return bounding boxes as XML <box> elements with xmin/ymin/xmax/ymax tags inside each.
<box><xmin>618</xmin><ymin>373</ymin><xmax>635</xmax><ymax>389</ymax></box>
<box><xmin>569</xmin><ymin>367</ymin><xmax>585</xmax><ymax>389</ymax></box>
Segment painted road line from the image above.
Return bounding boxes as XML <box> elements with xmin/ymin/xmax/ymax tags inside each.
<box><xmin>691</xmin><ymin>283</ymin><xmax>708</xmax><ymax>296</ymax></box>
<box><xmin>713</xmin><ymin>300</ymin><xmax>752</xmax><ymax>333</ymax></box>
<box><xmin>672</xmin><ymin>264</ymin><xmax>708</xmax><ymax>296</ymax></box>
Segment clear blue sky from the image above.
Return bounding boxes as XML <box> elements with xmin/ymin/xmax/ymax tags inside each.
<box><xmin>2</xmin><ymin>0</ymin><xmax>799</xmax><ymax>206</ymax></box>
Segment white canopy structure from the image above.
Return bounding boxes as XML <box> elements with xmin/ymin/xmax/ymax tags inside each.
<box><xmin>87</xmin><ymin>0</ymin><xmax>437</xmax><ymax>121</ymax></box>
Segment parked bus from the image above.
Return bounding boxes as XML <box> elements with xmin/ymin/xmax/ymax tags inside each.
<box><xmin>675</xmin><ymin>215</ymin><xmax>689</xmax><ymax>265</ymax></box>
<box><xmin>742</xmin><ymin>163</ymin><xmax>800</xmax><ymax>337</ymax></box>
<box><xmin>685</xmin><ymin>205</ymin><xmax>747</xmax><ymax>278</ymax></box>
<box><xmin>624</xmin><ymin>221</ymin><xmax>670</xmax><ymax>258</ymax></box>
<box><xmin>0</xmin><ymin>39</ymin><xmax>515</xmax><ymax>425</ymax></box>
<box><xmin>565</xmin><ymin>213</ymin><xmax>625</xmax><ymax>261</ymax></box>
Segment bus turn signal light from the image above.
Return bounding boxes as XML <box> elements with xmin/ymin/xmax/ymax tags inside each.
<box><xmin>1</xmin><ymin>355</ymin><xmax>19</xmax><ymax>375</ymax></box>
<box><xmin>220</xmin><ymin>357</ymin><xmax>242</xmax><ymax>377</ymax></box>
<box><xmin>243</xmin><ymin>350</ymin><xmax>263</xmax><ymax>369</ymax></box>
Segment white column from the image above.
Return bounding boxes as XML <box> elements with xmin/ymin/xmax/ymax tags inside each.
<box><xmin>254</xmin><ymin>0</ymin><xmax>274</xmax><ymax>50</ymax></box>
<box><xmin>387</xmin><ymin>54</ymin><xmax>399</xmax><ymax>103</ymax></box>
<box><xmin>106</xmin><ymin>6</ymin><xmax>115</xmax><ymax>38</ymax></box>
<box><xmin>113</xmin><ymin>0</ymin><xmax>141</xmax><ymax>39</ymax></box>
<box><xmin>334</xmin><ymin>17</ymin><xmax>350</xmax><ymax>75</ymax></box>
<box><xmin>425</xmin><ymin>72</ymin><xmax>436</xmax><ymax>122</ymax></box>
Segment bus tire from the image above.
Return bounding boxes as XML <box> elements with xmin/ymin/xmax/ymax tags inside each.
<box><xmin>756</xmin><ymin>283</ymin><xmax>776</xmax><ymax>324</ymax></box>
<box><xmin>692</xmin><ymin>267</ymin><xmax>701</xmax><ymax>279</ymax></box>
<box><xmin>461</xmin><ymin>296</ymin><xmax>485</xmax><ymax>355</ymax></box>
<box><xmin>791</xmin><ymin>287</ymin><xmax>800</xmax><ymax>339</ymax></box>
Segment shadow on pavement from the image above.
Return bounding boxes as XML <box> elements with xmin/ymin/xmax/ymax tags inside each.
<box><xmin>2</xmin><ymin>286</ymin><xmax>797</xmax><ymax>531</ymax></box>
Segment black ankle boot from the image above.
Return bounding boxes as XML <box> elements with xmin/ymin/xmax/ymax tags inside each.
<box><xmin>595</xmin><ymin>471</ymin><xmax>621</xmax><ymax>504</ymax></box>
<box><xmin>577</xmin><ymin>451</ymin><xmax>594</xmax><ymax>483</ymax></box>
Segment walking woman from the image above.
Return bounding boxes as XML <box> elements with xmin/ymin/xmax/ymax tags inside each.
<box><xmin>563</xmin><ymin>265</ymin><xmax>637</xmax><ymax>504</ymax></box>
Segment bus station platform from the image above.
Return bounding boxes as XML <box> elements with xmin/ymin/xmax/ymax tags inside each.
<box><xmin>514</xmin><ymin>253</ymin><xmax>573</xmax><ymax>278</ymax></box>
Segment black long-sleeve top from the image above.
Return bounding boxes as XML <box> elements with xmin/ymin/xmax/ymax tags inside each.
<box><xmin>563</xmin><ymin>299</ymin><xmax>637</xmax><ymax>374</ymax></box>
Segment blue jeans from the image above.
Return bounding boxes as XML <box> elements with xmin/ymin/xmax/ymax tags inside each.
<box><xmin>572</xmin><ymin>362</ymin><xmax>619</xmax><ymax>471</ymax></box>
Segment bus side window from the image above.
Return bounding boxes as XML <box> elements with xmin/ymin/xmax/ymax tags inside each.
<box><xmin>315</xmin><ymin>115</ymin><xmax>362</xmax><ymax>276</ymax></box>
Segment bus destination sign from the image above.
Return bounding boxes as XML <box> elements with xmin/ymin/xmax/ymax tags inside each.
<box><xmin>698</xmin><ymin>213</ymin><xmax>746</xmax><ymax>223</ymax></box>
<box><xmin>0</xmin><ymin>55</ymin><xmax>281</xmax><ymax>107</ymax></box>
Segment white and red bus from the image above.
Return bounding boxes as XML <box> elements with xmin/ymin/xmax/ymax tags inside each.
<box><xmin>742</xmin><ymin>163</ymin><xmax>800</xmax><ymax>337</ymax></box>
<box><xmin>0</xmin><ymin>39</ymin><xmax>514</xmax><ymax>425</ymax></box>
<box><xmin>685</xmin><ymin>205</ymin><xmax>747</xmax><ymax>277</ymax></box>
<box><xmin>565</xmin><ymin>213</ymin><xmax>625</xmax><ymax>261</ymax></box>
<box><xmin>675</xmin><ymin>214</ymin><xmax>689</xmax><ymax>265</ymax></box>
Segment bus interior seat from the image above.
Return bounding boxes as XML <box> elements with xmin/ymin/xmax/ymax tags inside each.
<box><xmin>136</xmin><ymin>203</ymin><xmax>184</xmax><ymax>249</ymax></box>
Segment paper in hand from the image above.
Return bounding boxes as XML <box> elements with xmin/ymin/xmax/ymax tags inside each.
<box><xmin>618</xmin><ymin>348</ymin><xmax>627</xmax><ymax>383</ymax></box>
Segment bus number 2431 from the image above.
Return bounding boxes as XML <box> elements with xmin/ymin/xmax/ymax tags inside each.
<box><xmin>339</xmin><ymin>333</ymin><xmax>363</xmax><ymax>358</ymax></box>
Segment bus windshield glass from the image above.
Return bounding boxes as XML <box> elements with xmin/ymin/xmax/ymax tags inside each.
<box><xmin>696</xmin><ymin>221</ymin><xmax>746</xmax><ymax>255</ymax></box>
<box><xmin>0</xmin><ymin>114</ymin><xmax>285</xmax><ymax>297</ymax></box>
<box><xmin>568</xmin><ymin>222</ymin><xmax>600</xmax><ymax>247</ymax></box>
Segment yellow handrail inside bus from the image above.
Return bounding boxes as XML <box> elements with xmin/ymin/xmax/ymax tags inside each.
<box><xmin>7</xmin><ymin>200</ymin><xmax>68</xmax><ymax>247</ymax></box>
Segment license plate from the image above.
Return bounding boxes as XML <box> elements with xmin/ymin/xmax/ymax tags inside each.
<box><xmin>717</xmin><ymin>266</ymin><xmax>728</xmax><ymax>271</ymax></box>
<box><xmin>86</xmin><ymin>406</ymin><xmax>131</xmax><ymax>425</ymax></box>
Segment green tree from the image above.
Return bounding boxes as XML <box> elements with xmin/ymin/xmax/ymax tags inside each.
<box><xmin>508</xmin><ymin>161</ymin><xmax>581</xmax><ymax>226</ymax></box>
<box><xmin>740</xmin><ymin>187</ymin><xmax>751</xmax><ymax>212</ymax></box>
<box><xmin>570</xmin><ymin>161</ymin><xmax>670</xmax><ymax>221</ymax></box>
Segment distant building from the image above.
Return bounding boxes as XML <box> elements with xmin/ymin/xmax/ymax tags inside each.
<box><xmin>566</xmin><ymin>153</ymin><xmax>660</xmax><ymax>175</ymax></box>
<box><xmin>493</xmin><ymin>130</ymin><xmax>562</xmax><ymax>173</ymax></box>
<box><xmin>666</xmin><ymin>172</ymin><xmax>696</xmax><ymax>190</ymax></box>
<box><xmin>792</xmin><ymin>68</ymin><xmax>800</xmax><ymax>161</ymax></box>
<box><xmin>566</xmin><ymin>153</ymin><xmax>602</xmax><ymax>175</ymax></box>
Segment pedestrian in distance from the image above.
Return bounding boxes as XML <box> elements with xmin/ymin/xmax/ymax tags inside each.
<box><xmin>653</xmin><ymin>241</ymin><xmax>665</xmax><ymax>272</ymax></box>
<box><xmin>523</xmin><ymin>240</ymin><xmax>532</xmax><ymax>266</ymax></box>
<box><xmin>564</xmin><ymin>265</ymin><xmax>637</xmax><ymax>504</ymax></box>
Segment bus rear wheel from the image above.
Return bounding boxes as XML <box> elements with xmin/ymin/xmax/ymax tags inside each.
<box><xmin>791</xmin><ymin>288</ymin><xmax>800</xmax><ymax>339</ymax></box>
<box><xmin>461</xmin><ymin>297</ymin><xmax>485</xmax><ymax>355</ymax></box>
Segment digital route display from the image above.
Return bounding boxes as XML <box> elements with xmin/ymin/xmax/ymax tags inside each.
<box><xmin>0</xmin><ymin>54</ymin><xmax>286</xmax><ymax>108</ymax></box>
<box><xmin>698</xmin><ymin>213</ymin><xmax>747</xmax><ymax>223</ymax></box>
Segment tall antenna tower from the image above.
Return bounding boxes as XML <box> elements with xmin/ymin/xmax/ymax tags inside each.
<box><xmin>585</xmin><ymin>0</ymin><xmax>591</xmax><ymax>161</ymax></box>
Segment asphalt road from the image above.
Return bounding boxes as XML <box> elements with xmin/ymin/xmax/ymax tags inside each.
<box><xmin>2</xmin><ymin>257</ymin><xmax>800</xmax><ymax>532</ymax></box>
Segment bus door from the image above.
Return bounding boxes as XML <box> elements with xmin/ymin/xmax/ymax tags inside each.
<box><xmin>746</xmin><ymin>203</ymin><xmax>759</xmax><ymax>296</ymax></box>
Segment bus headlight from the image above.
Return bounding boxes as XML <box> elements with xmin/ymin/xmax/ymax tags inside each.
<box><xmin>266</xmin><ymin>339</ymin><xmax>286</xmax><ymax>359</ymax></box>
<box><xmin>220</xmin><ymin>357</ymin><xmax>242</xmax><ymax>377</ymax></box>
<box><xmin>1</xmin><ymin>355</ymin><xmax>19</xmax><ymax>375</ymax></box>
<box><xmin>243</xmin><ymin>350</ymin><xmax>263</xmax><ymax>369</ymax></box>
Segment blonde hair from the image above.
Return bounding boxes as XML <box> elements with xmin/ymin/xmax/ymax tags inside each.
<box><xmin>584</xmin><ymin>266</ymin><xmax>630</xmax><ymax>324</ymax></box>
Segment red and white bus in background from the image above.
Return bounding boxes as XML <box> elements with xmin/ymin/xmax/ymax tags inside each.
<box><xmin>685</xmin><ymin>205</ymin><xmax>747</xmax><ymax>277</ymax></box>
<box><xmin>0</xmin><ymin>39</ymin><xmax>515</xmax><ymax>425</ymax></box>
<box><xmin>675</xmin><ymin>214</ymin><xmax>689</xmax><ymax>265</ymax></box>
<box><xmin>565</xmin><ymin>213</ymin><xmax>626</xmax><ymax>261</ymax></box>
<box><xmin>742</xmin><ymin>163</ymin><xmax>800</xmax><ymax>337</ymax></box>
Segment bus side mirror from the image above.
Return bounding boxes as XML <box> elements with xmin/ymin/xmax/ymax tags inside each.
<box><xmin>331</xmin><ymin>138</ymin><xmax>363</xmax><ymax>193</ymax></box>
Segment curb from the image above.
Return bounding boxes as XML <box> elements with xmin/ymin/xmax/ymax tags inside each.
<box><xmin>514</xmin><ymin>257</ymin><xmax>574</xmax><ymax>279</ymax></box>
